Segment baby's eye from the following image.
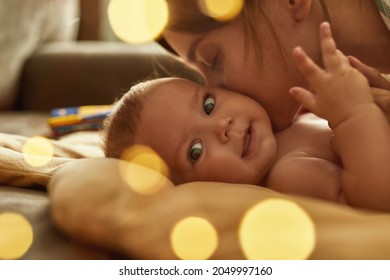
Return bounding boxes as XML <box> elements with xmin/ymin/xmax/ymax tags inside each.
<box><xmin>203</xmin><ymin>96</ymin><xmax>215</xmax><ymax>115</ymax></box>
<box><xmin>188</xmin><ymin>142</ymin><xmax>203</xmax><ymax>163</ymax></box>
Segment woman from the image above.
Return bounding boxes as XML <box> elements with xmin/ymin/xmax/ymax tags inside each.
<box><xmin>161</xmin><ymin>0</ymin><xmax>390</xmax><ymax>130</ymax></box>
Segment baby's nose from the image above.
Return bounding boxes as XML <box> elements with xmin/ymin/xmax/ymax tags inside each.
<box><xmin>214</xmin><ymin>117</ymin><xmax>233</xmax><ymax>143</ymax></box>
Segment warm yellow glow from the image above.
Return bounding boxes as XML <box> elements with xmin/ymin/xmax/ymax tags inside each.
<box><xmin>0</xmin><ymin>212</ymin><xmax>33</xmax><ymax>259</ymax></box>
<box><xmin>108</xmin><ymin>0</ymin><xmax>169</xmax><ymax>44</ymax></box>
<box><xmin>170</xmin><ymin>216</ymin><xmax>218</xmax><ymax>260</ymax></box>
<box><xmin>118</xmin><ymin>160</ymin><xmax>171</xmax><ymax>195</ymax></box>
<box><xmin>118</xmin><ymin>145</ymin><xmax>171</xmax><ymax>195</ymax></box>
<box><xmin>198</xmin><ymin>0</ymin><xmax>243</xmax><ymax>21</ymax></box>
<box><xmin>239</xmin><ymin>199</ymin><xmax>316</xmax><ymax>260</ymax></box>
<box><xmin>22</xmin><ymin>136</ymin><xmax>54</xmax><ymax>167</ymax></box>
<box><xmin>121</xmin><ymin>145</ymin><xmax>169</xmax><ymax>177</ymax></box>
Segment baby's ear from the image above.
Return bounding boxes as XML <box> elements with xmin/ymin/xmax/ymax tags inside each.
<box><xmin>288</xmin><ymin>0</ymin><xmax>312</xmax><ymax>22</ymax></box>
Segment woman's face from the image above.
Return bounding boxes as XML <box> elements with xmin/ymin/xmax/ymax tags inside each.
<box><xmin>163</xmin><ymin>6</ymin><xmax>317</xmax><ymax>131</ymax></box>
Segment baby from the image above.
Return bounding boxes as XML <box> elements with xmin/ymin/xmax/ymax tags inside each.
<box><xmin>103</xmin><ymin>23</ymin><xmax>390</xmax><ymax>212</ymax></box>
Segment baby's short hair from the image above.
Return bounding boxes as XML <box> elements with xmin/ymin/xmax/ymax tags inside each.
<box><xmin>102</xmin><ymin>80</ymin><xmax>153</xmax><ymax>159</ymax></box>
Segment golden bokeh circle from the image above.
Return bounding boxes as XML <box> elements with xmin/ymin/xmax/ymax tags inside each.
<box><xmin>22</xmin><ymin>136</ymin><xmax>54</xmax><ymax>167</ymax></box>
<box><xmin>121</xmin><ymin>145</ymin><xmax>169</xmax><ymax>177</ymax></box>
<box><xmin>198</xmin><ymin>0</ymin><xmax>243</xmax><ymax>21</ymax></box>
<box><xmin>239</xmin><ymin>199</ymin><xmax>316</xmax><ymax>260</ymax></box>
<box><xmin>119</xmin><ymin>145</ymin><xmax>171</xmax><ymax>195</ymax></box>
<box><xmin>118</xmin><ymin>160</ymin><xmax>171</xmax><ymax>195</ymax></box>
<box><xmin>108</xmin><ymin>0</ymin><xmax>169</xmax><ymax>44</ymax></box>
<box><xmin>0</xmin><ymin>212</ymin><xmax>33</xmax><ymax>259</ymax></box>
<box><xmin>170</xmin><ymin>216</ymin><xmax>218</xmax><ymax>260</ymax></box>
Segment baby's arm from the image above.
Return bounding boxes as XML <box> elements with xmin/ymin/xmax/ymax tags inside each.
<box><xmin>289</xmin><ymin>22</ymin><xmax>390</xmax><ymax>211</ymax></box>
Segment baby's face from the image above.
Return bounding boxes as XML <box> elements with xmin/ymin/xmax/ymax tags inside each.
<box><xmin>134</xmin><ymin>78</ymin><xmax>277</xmax><ymax>185</ymax></box>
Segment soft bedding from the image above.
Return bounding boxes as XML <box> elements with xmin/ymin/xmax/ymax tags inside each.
<box><xmin>49</xmin><ymin>158</ymin><xmax>390</xmax><ymax>260</ymax></box>
<box><xmin>1</xmin><ymin>131</ymin><xmax>390</xmax><ymax>259</ymax></box>
<box><xmin>0</xmin><ymin>131</ymin><xmax>103</xmax><ymax>187</ymax></box>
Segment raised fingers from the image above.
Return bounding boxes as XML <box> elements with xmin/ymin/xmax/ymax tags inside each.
<box><xmin>320</xmin><ymin>22</ymin><xmax>349</xmax><ymax>71</ymax></box>
<box><xmin>292</xmin><ymin>46</ymin><xmax>324</xmax><ymax>85</ymax></box>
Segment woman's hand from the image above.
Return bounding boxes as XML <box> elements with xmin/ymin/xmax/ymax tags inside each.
<box><xmin>348</xmin><ymin>56</ymin><xmax>390</xmax><ymax>123</ymax></box>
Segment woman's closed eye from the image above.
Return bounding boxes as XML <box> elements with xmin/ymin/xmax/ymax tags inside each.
<box><xmin>205</xmin><ymin>53</ymin><xmax>220</xmax><ymax>71</ymax></box>
<box><xmin>199</xmin><ymin>47</ymin><xmax>220</xmax><ymax>71</ymax></box>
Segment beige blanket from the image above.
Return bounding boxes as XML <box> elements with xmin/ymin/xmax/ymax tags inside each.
<box><xmin>0</xmin><ymin>132</ymin><xmax>103</xmax><ymax>187</ymax></box>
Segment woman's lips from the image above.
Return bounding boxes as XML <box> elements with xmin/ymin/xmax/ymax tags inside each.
<box><xmin>242</xmin><ymin>124</ymin><xmax>256</xmax><ymax>158</ymax></box>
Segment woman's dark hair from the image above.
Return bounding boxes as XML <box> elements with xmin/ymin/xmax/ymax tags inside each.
<box><xmin>159</xmin><ymin>0</ymin><xmax>330</xmax><ymax>66</ymax></box>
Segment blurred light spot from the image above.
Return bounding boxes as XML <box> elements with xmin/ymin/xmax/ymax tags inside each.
<box><xmin>239</xmin><ymin>199</ymin><xmax>315</xmax><ymax>260</ymax></box>
<box><xmin>23</xmin><ymin>136</ymin><xmax>54</xmax><ymax>167</ymax></box>
<box><xmin>121</xmin><ymin>145</ymin><xmax>169</xmax><ymax>177</ymax></box>
<box><xmin>119</xmin><ymin>145</ymin><xmax>170</xmax><ymax>194</ymax></box>
<box><xmin>198</xmin><ymin>0</ymin><xmax>243</xmax><ymax>21</ymax></box>
<box><xmin>108</xmin><ymin>0</ymin><xmax>169</xmax><ymax>44</ymax></box>
<box><xmin>171</xmin><ymin>216</ymin><xmax>218</xmax><ymax>260</ymax></box>
<box><xmin>0</xmin><ymin>212</ymin><xmax>33</xmax><ymax>259</ymax></box>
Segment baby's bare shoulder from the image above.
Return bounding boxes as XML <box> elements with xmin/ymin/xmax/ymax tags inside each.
<box><xmin>266</xmin><ymin>151</ymin><xmax>342</xmax><ymax>202</ymax></box>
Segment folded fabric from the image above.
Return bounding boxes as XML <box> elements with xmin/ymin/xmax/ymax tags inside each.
<box><xmin>0</xmin><ymin>131</ymin><xmax>104</xmax><ymax>187</ymax></box>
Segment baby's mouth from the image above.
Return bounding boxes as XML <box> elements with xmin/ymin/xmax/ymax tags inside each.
<box><xmin>242</xmin><ymin>125</ymin><xmax>252</xmax><ymax>158</ymax></box>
